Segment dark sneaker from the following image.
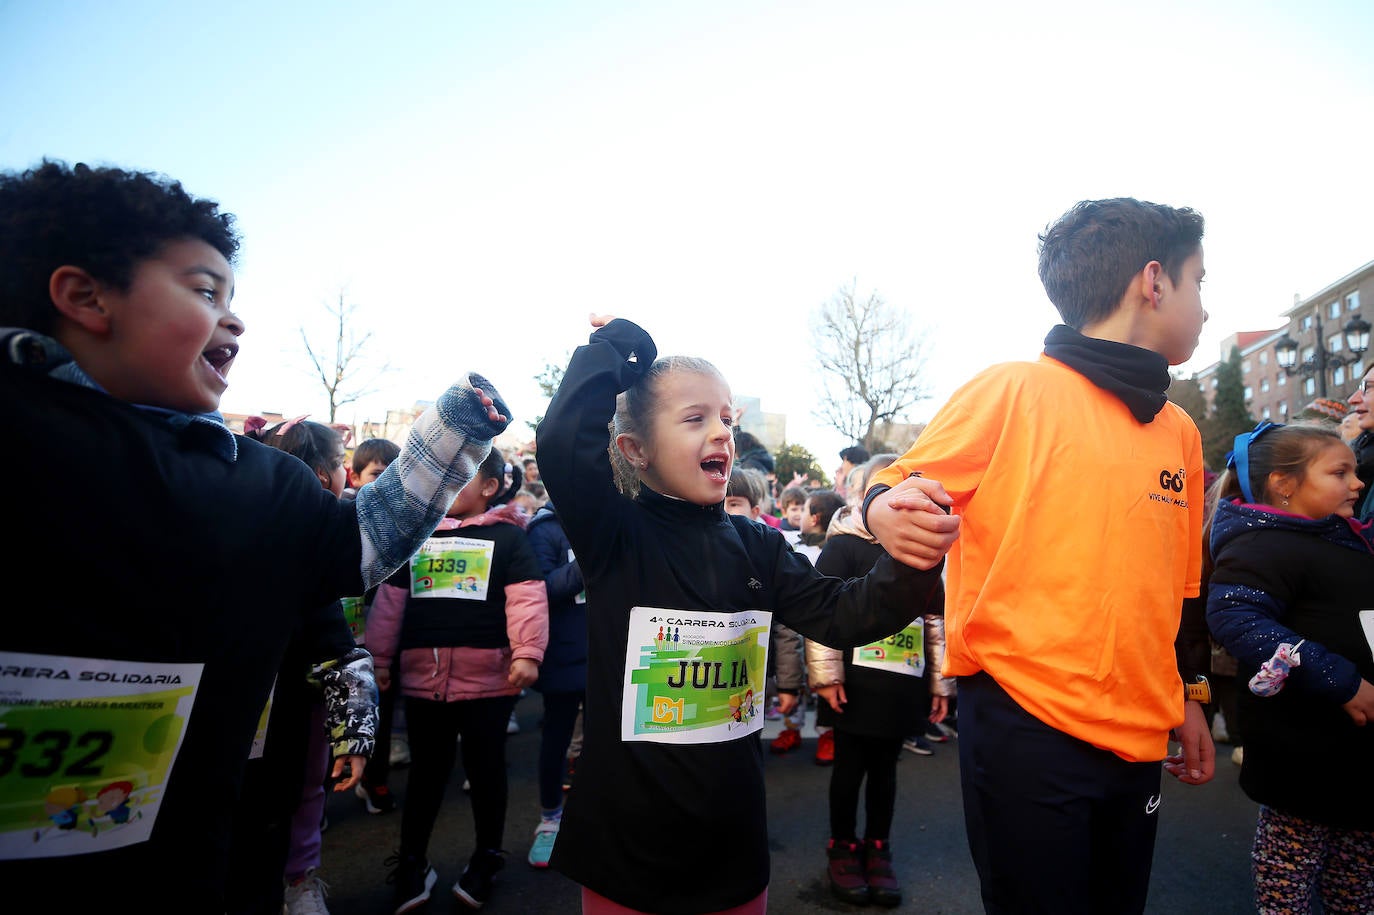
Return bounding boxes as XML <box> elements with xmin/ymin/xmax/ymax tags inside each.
<box><xmin>385</xmin><ymin>852</ymin><xmax>436</xmax><ymax>914</ymax></box>
<box><xmin>864</xmin><ymin>838</ymin><xmax>902</xmax><ymax>907</ymax></box>
<box><xmin>453</xmin><ymin>849</ymin><xmax>506</xmax><ymax>909</ymax></box>
<box><xmin>356</xmin><ymin>782</ymin><xmax>397</xmax><ymax>814</ymax></box>
<box><xmin>826</xmin><ymin>838</ymin><xmax>869</xmax><ymax>905</ymax></box>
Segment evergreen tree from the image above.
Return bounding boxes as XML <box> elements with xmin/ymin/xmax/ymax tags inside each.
<box><xmin>773</xmin><ymin>442</ymin><xmax>829</xmax><ymax>488</ymax></box>
<box><xmin>1206</xmin><ymin>347</ymin><xmax>1254</xmax><ymax>471</ymax></box>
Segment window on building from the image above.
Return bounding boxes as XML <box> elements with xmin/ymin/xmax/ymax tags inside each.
<box><xmin>1353</xmin><ymin>359</ymin><xmax>1366</xmax><ymax>379</ymax></box>
<box><xmin>1260</xmin><ymin>351</ymin><xmax>1269</xmax><ymax>365</ymax></box>
<box><xmin>1262</xmin><ymin>406</ymin><xmax>1271</xmax><ymax>419</ymax></box>
<box><xmin>1347</xmin><ymin>291</ymin><xmax>1361</xmax><ymax>313</ymax></box>
<box><xmin>1260</xmin><ymin>377</ymin><xmax>1270</xmax><ymax>393</ymax></box>
<box><xmin>1302</xmin><ymin>315</ymin><xmax>1314</xmax><ymax>331</ymax></box>
<box><xmin>1328</xmin><ymin>332</ymin><xmax>1343</xmax><ymax>353</ymax></box>
<box><xmin>1211</xmin><ymin>378</ymin><xmax>1219</xmax><ymax>389</ymax></box>
<box><xmin>1329</xmin><ymin>300</ymin><xmax>1342</xmax><ymax>319</ymax></box>
<box><xmin>1244</xmin><ymin>385</ymin><xmax>1253</xmax><ymax>401</ymax></box>
<box><xmin>1302</xmin><ymin>345</ymin><xmax>1316</xmax><ymax>363</ymax></box>
<box><xmin>1277</xmin><ymin>372</ymin><xmax>1286</xmax><ymax>387</ymax></box>
<box><xmin>1334</xmin><ymin>364</ymin><xmax>1346</xmax><ymax>385</ymax></box>
<box><xmin>1304</xmin><ymin>377</ymin><xmax>1316</xmax><ymax>396</ymax></box>
<box><xmin>1279</xmin><ymin>400</ymin><xmax>1288</xmax><ymax>418</ymax></box>
<box><xmin>1242</xmin><ymin>359</ymin><xmax>1251</xmax><ymax>373</ymax></box>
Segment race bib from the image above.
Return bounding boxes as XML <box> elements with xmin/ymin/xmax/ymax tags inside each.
<box><xmin>410</xmin><ymin>536</ymin><xmax>495</xmax><ymax>600</ymax></box>
<box><xmin>852</xmin><ymin>620</ymin><xmax>925</xmax><ymax>677</ymax></box>
<box><xmin>0</xmin><ymin>651</ymin><xmax>202</xmax><ymax>859</ymax></box>
<box><xmin>621</xmin><ymin>607</ymin><xmax>771</xmax><ymax>744</ymax></box>
<box><xmin>341</xmin><ymin>595</ymin><xmax>365</xmax><ymax>643</ymax></box>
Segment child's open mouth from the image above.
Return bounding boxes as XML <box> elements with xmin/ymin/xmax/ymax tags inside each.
<box><xmin>202</xmin><ymin>344</ymin><xmax>238</xmax><ymax>382</ymax></box>
<box><xmin>701</xmin><ymin>457</ymin><xmax>728</xmax><ymax>481</ymax></box>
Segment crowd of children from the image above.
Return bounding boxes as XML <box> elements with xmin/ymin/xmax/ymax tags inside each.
<box><xmin>5</xmin><ymin>158</ymin><xmax>1371</xmax><ymax>915</ymax></box>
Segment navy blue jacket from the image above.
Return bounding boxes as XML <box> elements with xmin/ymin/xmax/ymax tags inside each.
<box><xmin>526</xmin><ymin>506</ymin><xmax>588</xmax><ymax>694</ymax></box>
<box><xmin>1207</xmin><ymin>498</ymin><xmax>1374</xmax><ymax>828</ymax></box>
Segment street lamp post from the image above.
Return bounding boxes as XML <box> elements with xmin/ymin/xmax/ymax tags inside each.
<box><xmin>1274</xmin><ymin>312</ymin><xmax>1371</xmax><ymax>399</ymax></box>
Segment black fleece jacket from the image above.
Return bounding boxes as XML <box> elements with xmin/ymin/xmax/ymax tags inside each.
<box><xmin>536</xmin><ymin>319</ymin><xmax>943</xmax><ymax>914</ymax></box>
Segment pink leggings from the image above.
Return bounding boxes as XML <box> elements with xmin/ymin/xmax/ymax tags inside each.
<box><xmin>581</xmin><ymin>887</ymin><xmax>767</xmax><ymax>915</ymax></box>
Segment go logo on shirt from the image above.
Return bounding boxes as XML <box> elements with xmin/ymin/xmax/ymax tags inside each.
<box><xmin>1158</xmin><ymin>468</ymin><xmax>1185</xmax><ymax>493</ymax></box>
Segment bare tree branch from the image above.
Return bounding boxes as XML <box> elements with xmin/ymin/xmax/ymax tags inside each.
<box><xmin>299</xmin><ymin>291</ymin><xmax>392</xmax><ymax>423</ymax></box>
<box><xmin>810</xmin><ymin>279</ymin><xmax>931</xmax><ymax>451</ymax></box>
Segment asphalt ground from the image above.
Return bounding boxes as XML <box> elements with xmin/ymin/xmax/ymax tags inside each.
<box><xmin>317</xmin><ymin>693</ymin><xmax>1261</xmax><ymax>914</ymax></box>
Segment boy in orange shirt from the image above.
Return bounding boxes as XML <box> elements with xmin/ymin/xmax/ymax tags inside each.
<box><xmin>865</xmin><ymin>198</ymin><xmax>1216</xmax><ymax>915</ymax></box>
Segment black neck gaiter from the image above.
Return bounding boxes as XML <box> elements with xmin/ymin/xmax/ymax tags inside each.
<box><xmin>1043</xmin><ymin>324</ymin><xmax>1171</xmax><ymax>423</ymax></box>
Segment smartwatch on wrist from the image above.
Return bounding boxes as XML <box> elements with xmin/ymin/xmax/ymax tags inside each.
<box><xmin>1184</xmin><ymin>674</ymin><xmax>1212</xmax><ymax>704</ymax></box>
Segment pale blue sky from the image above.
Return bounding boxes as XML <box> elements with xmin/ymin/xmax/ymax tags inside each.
<box><xmin>4</xmin><ymin>0</ymin><xmax>1373</xmax><ymax>461</ymax></box>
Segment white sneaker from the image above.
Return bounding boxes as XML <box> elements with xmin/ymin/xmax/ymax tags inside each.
<box><xmin>1211</xmin><ymin>711</ymin><xmax>1231</xmax><ymax>744</ymax></box>
<box><xmin>283</xmin><ymin>870</ymin><xmax>331</xmax><ymax>915</ymax></box>
<box><xmin>389</xmin><ymin>735</ymin><xmax>411</xmax><ymax>767</ymax></box>
<box><xmin>1231</xmin><ymin>745</ymin><xmax>1244</xmax><ymax>766</ymax></box>
<box><xmin>506</xmin><ymin>712</ymin><xmax>520</xmax><ymax>734</ymax></box>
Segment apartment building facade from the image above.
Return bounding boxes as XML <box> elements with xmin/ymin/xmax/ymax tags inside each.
<box><xmin>1191</xmin><ymin>258</ymin><xmax>1372</xmax><ymax>422</ymax></box>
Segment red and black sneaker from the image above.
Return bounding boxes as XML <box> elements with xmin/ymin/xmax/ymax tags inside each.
<box><xmin>356</xmin><ymin>782</ymin><xmax>397</xmax><ymax>814</ymax></box>
<box><xmin>864</xmin><ymin>838</ymin><xmax>902</xmax><ymax>908</ymax></box>
<box><xmin>826</xmin><ymin>838</ymin><xmax>869</xmax><ymax>905</ymax></box>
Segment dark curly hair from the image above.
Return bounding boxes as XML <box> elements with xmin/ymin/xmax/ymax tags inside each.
<box><xmin>0</xmin><ymin>159</ymin><xmax>240</xmax><ymax>334</ymax></box>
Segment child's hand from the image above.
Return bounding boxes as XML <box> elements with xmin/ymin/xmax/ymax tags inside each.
<box><xmin>929</xmin><ymin>695</ymin><xmax>949</xmax><ymax>724</ymax></box>
<box><xmin>590</xmin><ymin>313</ymin><xmax>616</xmax><ymax>328</ymax></box>
<box><xmin>471</xmin><ymin>386</ymin><xmax>508</xmax><ymax>424</ymax></box>
<box><xmin>866</xmin><ymin>476</ymin><xmax>960</xmax><ymax>570</ymax></box>
<box><xmin>1342</xmin><ymin>678</ymin><xmax>1374</xmax><ymax>725</ymax></box>
<box><xmin>1163</xmin><ymin>699</ymin><xmax>1215</xmax><ymax>785</ymax></box>
<box><xmin>509</xmin><ymin>657</ymin><xmax>539</xmax><ymax>689</ymax></box>
<box><xmin>776</xmin><ymin>692</ymin><xmax>800</xmax><ymax>716</ymax></box>
<box><xmin>815</xmin><ymin>683</ymin><xmax>847</xmax><ymax>714</ymax></box>
<box><xmin>374</xmin><ymin>667</ymin><xmax>391</xmax><ymax>692</ymax></box>
<box><xmin>330</xmin><ymin>754</ymin><xmax>366</xmax><ymax>792</ymax></box>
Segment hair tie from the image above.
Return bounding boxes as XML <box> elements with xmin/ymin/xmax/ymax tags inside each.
<box><xmin>276</xmin><ymin>414</ymin><xmax>310</xmax><ymax>438</ymax></box>
<box><xmin>1225</xmin><ymin>420</ymin><xmax>1282</xmax><ymax>503</ymax></box>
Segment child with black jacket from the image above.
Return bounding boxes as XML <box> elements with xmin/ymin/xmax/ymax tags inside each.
<box><xmin>535</xmin><ymin>315</ymin><xmax>958</xmax><ymax>915</ymax></box>
<box><xmin>0</xmin><ymin>160</ymin><xmax>509</xmax><ymax>913</ymax></box>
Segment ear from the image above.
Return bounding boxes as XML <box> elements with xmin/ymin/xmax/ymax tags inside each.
<box><xmin>1265</xmin><ymin>470</ymin><xmax>1292</xmax><ymax>501</ymax></box>
<box><xmin>616</xmin><ymin>432</ymin><xmax>648</xmax><ymax>469</ymax></box>
<box><xmin>49</xmin><ymin>265</ymin><xmax>112</xmax><ymax>334</ymax></box>
<box><xmin>480</xmin><ymin>475</ymin><xmax>501</xmax><ymax>499</ymax></box>
<box><xmin>315</xmin><ymin>469</ymin><xmax>333</xmax><ymax>490</ymax></box>
<box><xmin>1139</xmin><ymin>260</ymin><xmax>1164</xmax><ymax>309</ymax></box>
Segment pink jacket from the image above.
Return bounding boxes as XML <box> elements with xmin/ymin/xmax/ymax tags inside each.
<box><xmin>367</xmin><ymin>504</ymin><xmax>549</xmax><ymax>702</ymax></box>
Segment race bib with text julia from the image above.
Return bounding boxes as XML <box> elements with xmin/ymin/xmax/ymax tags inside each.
<box><xmin>621</xmin><ymin>607</ymin><xmax>771</xmax><ymax>745</ymax></box>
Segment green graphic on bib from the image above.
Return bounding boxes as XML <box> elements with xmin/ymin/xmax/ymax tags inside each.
<box><xmin>0</xmin><ymin>652</ymin><xmax>202</xmax><ymax>859</ymax></box>
<box><xmin>410</xmin><ymin>536</ymin><xmax>495</xmax><ymax>600</ymax></box>
<box><xmin>621</xmin><ymin>607</ymin><xmax>772</xmax><ymax>744</ymax></box>
<box><xmin>341</xmin><ymin>596</ymin><xmax>365</xmax><ymax>641</ymax></box>
<box><xmin>852</xmin><ymin>620</ymin><xmax>925</xmax><ymax>677</ymax></box>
